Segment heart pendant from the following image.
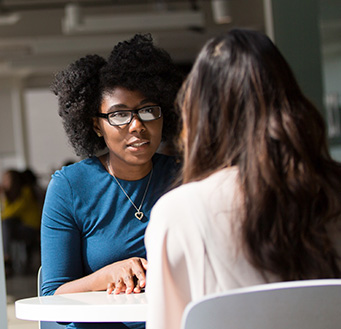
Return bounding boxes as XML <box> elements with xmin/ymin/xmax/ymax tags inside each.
<box><xmin>135</xmin><ymin>211</ymin><xmax>144</xmax><ymax>220</ymax></box>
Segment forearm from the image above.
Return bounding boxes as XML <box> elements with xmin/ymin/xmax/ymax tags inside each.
<box><xmin>54</xmin><ymin>257</ymin><xmax>148</xmax><ymax>295</ymax></box>
<box><xmin>54</xmin><ymin>265</ymin><xmax>110</xmax><ymax>294</ymax></box>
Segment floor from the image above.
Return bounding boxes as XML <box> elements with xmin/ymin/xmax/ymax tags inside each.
<box><xmin>5</xmin><ymin>246</ymin><xmax>40</xmax><ymax>329</ymax></box>
<box><xmin>6</xmin><ymin>273</ymin><xmax>39</xmax><ymax>329</ymax></box>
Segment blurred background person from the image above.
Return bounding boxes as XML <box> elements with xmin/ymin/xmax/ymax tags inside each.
<box><xmin>21</xmin><ymin>168</ymin><xmax>46</xmax><ymax>213</ymax></box>
<box><xmin>1</xmin><ymin>169</ymin><xmax>42</xmax><ymax>275</ymax></box>
<box><xmin>145</xmin><ymin>29</ymin><xmax>341</xmax><ymax>329</ymax></box>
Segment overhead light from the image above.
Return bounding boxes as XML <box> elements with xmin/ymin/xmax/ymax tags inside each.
<box><xmin>211</xmin><ymin>0</ymin><xmax>232</xmax><ymax>24</ymax></box>
<box><xmin>0</xmin><ymin>13</ymin><xmax>21</xmax><ymax>25</ymax></box>
<box><xmin>62</xmin><ymin>3</ymin><xmax>204</xmax><ymax>35</ymax></box>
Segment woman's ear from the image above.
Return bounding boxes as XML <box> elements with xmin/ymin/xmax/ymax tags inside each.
<box><xmin>92</xmin><ymin>118</ymin><xmax>103</xmax><ymax>137</ymax></box>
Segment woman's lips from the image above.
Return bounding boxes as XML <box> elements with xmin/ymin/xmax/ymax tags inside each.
<box><xmin>126</xmin><ymin>140</ymin><xmax>150</xmax><ymax>150</ymax></box>
<box><xmin>128</xmin><ymin>141</ymin><xmax>148</xmax><ymax>147</ymax></box>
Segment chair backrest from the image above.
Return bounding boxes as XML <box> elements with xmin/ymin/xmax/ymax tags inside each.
<box><xmin>0</xmin><ymin>221</ymin><xmax>8</xmax><ymax>329</ymax></box>
<box><xmin>37</xmin><ymin>266</ymin><xmax>66</xmax><ymax>329</ymax></box>
<box><xmin>181</xmin><ymin>279</ymin><xmax>341</xmax><ymax>329</ymax></box>
<box><xmin>37</xmin><ymin>266</ymin><xmax>43</xmax><ymax>297</ymax></box>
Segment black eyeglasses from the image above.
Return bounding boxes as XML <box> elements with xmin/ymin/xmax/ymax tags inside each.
<box><xmin>96</xmin><ymin>106</ymin><xmax>162</xmax><ymax>126</ymax></box>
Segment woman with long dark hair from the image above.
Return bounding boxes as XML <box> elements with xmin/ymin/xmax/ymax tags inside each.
<box><xmin>145</xmin><ymin>29</ymin><xmax>341</xmax><ymax>329</ymax></box>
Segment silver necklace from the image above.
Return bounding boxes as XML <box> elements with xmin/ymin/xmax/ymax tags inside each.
<box><xmin>106</xmin><ymin>155</ymin><xmax>153</xmax><ymax>220</ymax></box>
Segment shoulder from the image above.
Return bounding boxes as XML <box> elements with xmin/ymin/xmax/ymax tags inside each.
<box><xmin>47</xmin><ymin>157</ymin><xmax>104</xmax><ymax>193</ymax></box>
<box><xmin>150</xmin><ymin>153</ymin><xmax>180</xmax><ymax>192</ymax></box>
<box><xmin>155</xmin><ymin>167</ymin><xmax>240</xmax><ymax>210</ymax></box>
<box><xmin>147</xmin><ymin>166</ymin><xmax>243</xmax><ymax>250</ymax></box>
<box><xmin>21</xmin><ymin>185</ymin><xmax>32</xmax><ymax>196</ymax></box>
<box><xmin>149</xmin><ymin>167</ymin><xmax>241</xmax><ymax>231</ymax></box>
<box><xmin>152</xmin><ymin>153</ymin><xmax>179</xmax><ymax>172</ymax></box>
<box><xmin>53</xmin><ymin>157</ymin><xmax>102</xmax><ymax>181</ymax></box>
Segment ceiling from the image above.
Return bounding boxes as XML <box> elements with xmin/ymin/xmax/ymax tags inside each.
<box><xmin>0</xmin><ymin>0</ymin><xmax>265</xmax><ymax>81</ymax></box>
<box><xmin>0</xmin><ymin>0</ymin><xmax>339</xmax><ymax>83</ymax></box>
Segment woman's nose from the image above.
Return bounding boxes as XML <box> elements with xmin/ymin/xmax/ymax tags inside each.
<box><xmin>128</xmin><ymin>114</ymin><xmax>145</xmax><ymax>132</ymax></box>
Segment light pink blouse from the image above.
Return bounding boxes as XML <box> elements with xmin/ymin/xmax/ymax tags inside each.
<box><xmin>145</xmin><ymin>167</ymin><xmax>341</xmax><ymax>329</ymax></box>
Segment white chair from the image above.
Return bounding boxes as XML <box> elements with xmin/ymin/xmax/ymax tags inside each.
<box><xmin>0</xmin><ymin>221</ymin><xmax>8</xmax><ymax>329</ymax></box>
<box><xmin>37</xmin><ymin>266</ymin><xmax>66</xmax><ymax>329</ymax></box>
<box><xmin>181</xmin><ymin>279</ymin><xmax>341</xmax><ymax>329</ymax></box>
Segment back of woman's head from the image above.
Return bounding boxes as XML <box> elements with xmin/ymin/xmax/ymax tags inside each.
<box><xmin>178</xmin><ymin>28</ymin><xmax>341</xmax><ymax>280</ymax></box>
<box><xmin>179</xmin><ymin>29</ymin><xmax>326</xmax><ymax>182</ymax></box>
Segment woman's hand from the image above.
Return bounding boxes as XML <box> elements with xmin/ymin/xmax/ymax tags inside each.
<box><xmin>106</xmin><ymin>257</ymin><xmax>148</xmax><ymax>295</ymax></box>
<box><xmin>54</xmin><ymin>257</ymin><xmax>148</xmax><ymax>295</ymax></box>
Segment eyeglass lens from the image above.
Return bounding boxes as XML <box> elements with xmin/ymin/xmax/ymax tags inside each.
<box><xmin>108</xmin><ymin>106</ymin><xmax>161</xmax><ymax>125</ymax></box>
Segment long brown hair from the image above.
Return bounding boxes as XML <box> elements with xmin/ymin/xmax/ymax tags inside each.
<box><xmin>176</xmin><ymin>29</ymin><xmax>341</xmax><ymax>280</ymax></box>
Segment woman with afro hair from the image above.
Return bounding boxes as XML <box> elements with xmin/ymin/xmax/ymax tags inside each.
<box><xmin>40</xmin><ymin>34</ymin><xmax>183</xmax><ymax>329</ymax></box>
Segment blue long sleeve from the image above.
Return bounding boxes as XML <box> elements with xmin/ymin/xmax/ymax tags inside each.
<box><xmin>41</xmin><ymin>154</ymin><xmax>177</xmax><ymax>329</ymax></box>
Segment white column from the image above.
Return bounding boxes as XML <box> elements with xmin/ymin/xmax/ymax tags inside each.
<box><xmin>11</xmin><ymin>77</ymin><xmax>28</xmax><ymax>169</ymax></box>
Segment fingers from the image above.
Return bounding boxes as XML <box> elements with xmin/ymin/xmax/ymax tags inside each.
<box><xmin>133</xmin><ymin>278</ymin><xmax>143</xmax><ymax>293</ymax></box>
<box><xmin>106</xmin><ymin>282</ymin><xmax>115</xmax><ymax>295</ymax></box>
<box><xmin>131</xmin><ymin>258</ymin><xmax>147</xmax><ymax>290</ymax></box>
<box><xmin>140</xmin><ymin>258</ymin><xmax>148</xmax><ymax>270</ymax></box>
<box><xmin>108</xmin><ymin>257</ymin><xmax>147</xmax><ymax>295</ymax></box>
<box><xmin>106</xmin><ymin>279</ymin><xmax>128</xmax><ymax>295</ymax></box>
<box><xmin>114</xmin><ymin>278</ymin><xmax>126</xmax><ymax>294</ymax></box>
<box><xmin>134</xmin><ymin>269</ymin><xmax>146</xmax><ymax>289</ymax></box>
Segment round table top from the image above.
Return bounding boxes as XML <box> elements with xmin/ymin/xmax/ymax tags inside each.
<box><xmin>15</xmin><ymin>291</ymin><xmax>148</xmax><ymax>323</ymax></box>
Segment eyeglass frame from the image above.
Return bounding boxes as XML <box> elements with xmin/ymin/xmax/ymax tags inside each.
<box><xmin>95</xmin><ymin>105</ymin><xmax>162</xmax><ymax>126</ymax></box>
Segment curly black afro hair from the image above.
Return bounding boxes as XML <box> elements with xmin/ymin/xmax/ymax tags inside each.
<box><xmin>51</xmin><ymin>33</ymin><xmax>184</xmax><ymax>157</ymax></box>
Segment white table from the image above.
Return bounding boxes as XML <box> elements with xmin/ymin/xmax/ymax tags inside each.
<box><xmin>15</xmin><ymin>291</ymin><xmax>148</xmax><ymax>323</ymax></box>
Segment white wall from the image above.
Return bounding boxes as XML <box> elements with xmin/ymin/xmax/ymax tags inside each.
<box><xmin>0</xmin><ymin>84</ymin><xmax>79</xmax><ymax>187</ymax></box>
<box><xmin>0</xmin><ymin>85</ymin><xmax>15</xmax><ymax>155</ymax></box>
<box><xmin>0</xmin><ymin>79</ymin><xmax>23</xmax><ymax>175</ymax></box>
<box><xmin>23</xmin><ymin>88</ymin><xmax>79</xmax><ymax>186</ymax></box>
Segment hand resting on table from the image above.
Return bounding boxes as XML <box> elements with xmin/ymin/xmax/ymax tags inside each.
<box><xmin>54</xmin><ymin>257</ymin><xmax>148</xmax><ymax>295</ymax></box>
<box><xmin>106</xmin><ymin>257</ymin><xmax>148</xmax><ymax>294</ymax></box>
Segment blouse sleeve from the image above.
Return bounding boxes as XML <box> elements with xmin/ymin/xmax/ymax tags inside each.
<box><xmin>40</xmin><ymin>171</ymin><xmax>83</xmax><ymax>296</ymax></box>
<box><xmin>145</xmin><ymin>189</ymin><xmax>204</xmax><ymax>329</ymax></box>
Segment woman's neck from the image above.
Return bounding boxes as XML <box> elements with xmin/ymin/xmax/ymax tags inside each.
<box><xmin>99</xmin><ymin>154</ymin><xmax>153</xmax><ymax>181</ymax></box>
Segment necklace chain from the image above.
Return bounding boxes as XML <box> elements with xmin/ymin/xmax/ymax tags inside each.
<box><xmin>106</xmin><ymin>155</ymin><xmax>153</xmax><ymax>220</ymax></box>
